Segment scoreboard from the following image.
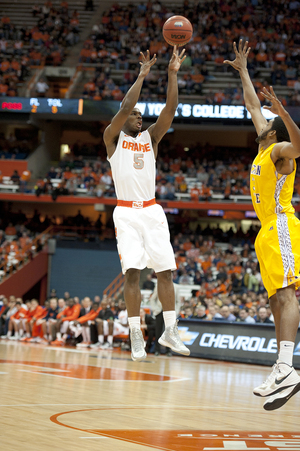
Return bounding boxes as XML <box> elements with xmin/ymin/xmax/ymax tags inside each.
<box><xmin>0</xmin><ymin>97</ymin><xmax>82</xmax><ymax>115</ymax></box>
<box><xmin>1</xmin><ymin>97</ymin><xmax>300</xmax><ymax>124</ymax></box>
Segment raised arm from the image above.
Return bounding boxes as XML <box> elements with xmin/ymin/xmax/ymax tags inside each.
<box><xmin>261</xmin><ymin>86</ymin><xmax>300</xmax><ymax>161</ymax></box>
<box><xmin>224</xmin><ymin>40</ymin><xmax>267</xmax><ymax>134</ymax></box>
<box><xmin>148</xmin><ymin>46</ymin><xmax>186</xmax><ymax>155</ymax></box>
<box><xmin>103</xmin><ymin>50</ymin><xmax>157</xmax><ymax>154</ymax></box>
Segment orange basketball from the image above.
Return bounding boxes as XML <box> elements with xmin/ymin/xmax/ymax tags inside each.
<box><xmin>163</xmin><ymin>15</ymin><xmax>193</xmax><ymax>47</ymax></box>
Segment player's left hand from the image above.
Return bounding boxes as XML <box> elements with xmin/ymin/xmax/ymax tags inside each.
<box><xmin>168</xmin><ymin>45</ymin><xmax>186</xmax><ymax>72</ymax></box>
<box><xmin>261</xmin><ymin>86</ymin><xmax>287</xmax><ymax>117</ymax></box>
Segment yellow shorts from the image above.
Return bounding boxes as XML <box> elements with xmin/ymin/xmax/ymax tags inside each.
<box><xmin>255</xmin><ymin>213</ymin><xmax>300</xmax><ymax>298</ymax></box>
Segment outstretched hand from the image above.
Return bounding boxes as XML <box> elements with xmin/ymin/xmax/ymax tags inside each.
<box><xmin>168</xmin><ymin>45</ymin><xmax>186</xmax><ymax>72</ymax></box>
<box><xmin>224</xmin><ymin>39</ymin><xmax>251</xmax><ymax>72</ymax></box>
<box><xmin>139</xmin><ymin>50</ymin><xmax>157</xmax><ymax>78</ymax></box>
<box><xmin>261</xmin><ymin>86</ymin><xmax>287</xmax><ymax>117</ymax></box>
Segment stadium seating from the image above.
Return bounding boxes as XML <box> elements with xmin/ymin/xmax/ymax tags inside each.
<box><xmin>73</xmin><ymin>0</ymin><xmax>300</xmax><ymax>105</ymax></box>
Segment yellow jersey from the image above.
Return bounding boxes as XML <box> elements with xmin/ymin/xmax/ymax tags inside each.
<box><xmin>250</xmin><ymin>143</ymin><xmax>296</xmax><ymax>222</ymax></box>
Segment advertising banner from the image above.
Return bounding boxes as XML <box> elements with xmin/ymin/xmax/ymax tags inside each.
<box><xmin>178</xmin><ymin>319</ymin><xmax>300</xmax><ymax>368</ymax></box>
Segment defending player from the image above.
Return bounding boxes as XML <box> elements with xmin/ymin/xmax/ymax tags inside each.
<box><xmin>225</xmin><ymin>40</ymin><xmax>300</xmax><ymax>410</ymax></box>
<box><xmin>104</xmin><ymin>47</ymin><xmax>190</xmax><ymax>361</ymax></box>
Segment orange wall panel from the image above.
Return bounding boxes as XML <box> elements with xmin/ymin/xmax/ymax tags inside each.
<box><xmin>0</xmin><ymin>160</ymin><xmax>27</xmax><ymax>176</ymax></box>
<box><xmin>0</xmin><ymin>251</ymin><xmax>48</xmax><ymax>298</ymax></box>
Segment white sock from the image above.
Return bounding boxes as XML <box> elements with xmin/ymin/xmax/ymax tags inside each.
<box><xmin>62</xmin><ymin>333</ymin><xmax>68</xmax><ymax>341</ymax></box>
<box><xmin>56</xmin><ymin>332</ymin><xmax>62</xmax><ymax>340</ymax></box>
<box><xmin>98</xmin><ymin>334</ymin><xmax>104</xmax><ymax>344</ymax></box>
<box><xmin>82</xmin><ymin>328</ymin><xmax>87</xmax><ymax>343</ymax></box>
<box><xmin>279</xmin><ymin>341</ymin><xmax>294</xmax><ymax>367</ymax></box>
<box><xmin>107</xmin><ymin>335</ymin><xmax>113</xmax><ymax>345</ymax></box>
<box><xmin>128</xmin><ymin>316</ymin><xmax>140</xmax><ymax>331</ymax></box>
<box><xmin>19</xmin><ymin>329</ymin><xmax>24</xmax><ymax>337</ymax></box>
<box><xmin>163</xmin><ymin>310</ymin><xmax>176</xmax><ymax>328</ymax></box>
<box><xmin>14</xmin><ymin>332</ymin><xmax>19</xmax><ymax>339</ymax></box>
<box><xmin>7</xmin><ymin>330</ymin><xmax>11</xmax><ymax>338</ymax></box>
<box><xmin>26</xmin><ymin>332</ymin><xmax>30</xmax><ymax>338</ymax></box>
<box><xmin>86</xmin><ymin>327</ymin><xmax>91</xmax><ymax>343</ymax></box>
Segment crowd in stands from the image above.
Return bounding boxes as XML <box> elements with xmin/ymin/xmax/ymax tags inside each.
<box><xmin>149</xmin><ymin>231</ymin><xmax>300</xmax><ymax>330</ymax></box>
<box><xmin>0</xmin><ymin>133</ymin><xmax>36</xmax><ymax>159</ymax></box>
<box><xmin>1</xmin><ymin>137</ymin><xmax>300</xmax><ymax>206</ymax></box>
<box><xmin>34</xmin><ymin>142</ymin><xmax>300</xmax><ymax>201</ymax></box>
<box><xmin>81</xmin><ymin>0</ymin><xmax>300</xmax><ymax>106</ymax></box>
<box><xmin>0</xmin><ymin>1</ymin><xmax>81</xmax><ymax>96</ymax></box>
<box><xmin>0</xmin><ymin>221</ymin><xmax>44</xmax><ymax>278</ymax></box>
<box><xmin>30</xmin><ymin>1</ymin><xmax>81</xmax><ymax>62</ymax></box>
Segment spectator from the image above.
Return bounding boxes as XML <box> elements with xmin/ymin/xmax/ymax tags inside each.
<box><xmin>142</xmin><ymin>274</ymin><xmax>155</xmax><ymax>291</ymax></box>
<box><xmin>193</xmin><ymin>305</ymin><xmax>207</xmax><ymax>319</ymax></box>
<box><xmin>11</xmin><ymin>170</ymin><xmax>20</xmax><ymax>184</ymax></box>
<box><xmin>91</xmin><ymin>299</ymin><xmax>115</xmax><ymax>349</ymax></box>
<box><xmin>237</xmin><ymin>307</ymin><xmax>255</xmax><ymax>324</ymax></box>
<box><xmin>35</xmin><ymin>78</ymin><xmax>49</xmax><ymax>97</ymax></box>
<box><xmin>219</xmin><ymin>305</ymin><xmax>236</xmax><ymax>322</ymax></box>
<box><xmin>71</xmin><ymin>301</ymin><xmax>101</xmax><ymax>347</ymax></box>
<box><xmin>40</xmin><ymin>298</ymin><xmax>59</xmax><ymax>342</ymax></box>
<box><xmin>256</xmin><ymin>306</ymin><xmax>273</xmax><ymax>324</ymax></box>
<box><xmin>50</xmin><ymin>298</ymin><xmax>81</xmax><ymax>346</ymax></box>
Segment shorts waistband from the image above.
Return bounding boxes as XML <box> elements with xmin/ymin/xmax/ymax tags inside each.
<box><xmin>117</xmin><ymin>198</ymin><xmax>156</xmax><ymax>209</ymax></box>
<box><xmin>261</xmin><ymin>212</ymin><xmax>294</xmax><ymax>227</ymax></box>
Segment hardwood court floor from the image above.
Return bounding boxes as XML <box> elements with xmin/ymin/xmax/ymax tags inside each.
<box><xmin>1</xmin><ymin>341</ymin><xmax>300</xmax><ymax>451</ymax></box>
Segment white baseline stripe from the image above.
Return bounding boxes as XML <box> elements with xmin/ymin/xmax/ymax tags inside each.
<box><xmin>80</xmin><ymin>437</ymin><xmax>109</xmax><ymax>439</ymax></box>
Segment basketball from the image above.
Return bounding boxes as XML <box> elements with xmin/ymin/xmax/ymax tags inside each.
<box><xmin>163</xmin><ymin>15</ymin><xmax>193</xmax><ymax>47</ymax></box>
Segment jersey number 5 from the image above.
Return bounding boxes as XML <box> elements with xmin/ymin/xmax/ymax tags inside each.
<box><xmin>133</xmin><ymin>153</ymin><xmax>144</xmax><ymax>169</ymax></box>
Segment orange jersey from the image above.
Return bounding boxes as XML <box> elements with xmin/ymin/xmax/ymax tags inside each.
<box><xmin>78</xmin><ymin>307</ymin><xmax>101</xmax><ymax>324</ymax></box>
<box><xmin>29</xmin><ymin>305</ymin><xmax>46</xmax><ymax>320</ymax></box>
<box><xmin>11</xmin><ymin>308</ymin><xmax>28</xmax><ymax>320</ymax></box>
<box><xmin>57</xmin><ymin>304</ymin><xmax>81</xmax><ymax>322</ymax></box>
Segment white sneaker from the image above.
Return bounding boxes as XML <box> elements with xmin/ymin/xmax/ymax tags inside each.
<box><xmin>8</xmin><ymin>335</ymin><xmax>19</xmax><ymax>340</ymax></box>
<box><xmin>256</xmin><ymin>362</ymin><xmax>300</xmax><ymax>398</ymax></box>
<box><xmin>100</xmin><ymin>342</ymin><xmax>113</xmax><ymax>350</ymax></box>
<box><xmin>76</xmin><ymin>342</ymin><xmax>90</xmax><ymax>348</ymax></box>
<box><xmin>130</xmin><ymin>328</ymin><xmax>147</xmax><ymax>361</ymax></box>
<box><xmin>90</xmin><ymin>342</ymin><xmax>101</xmax><ymax>349</ymax></box>
<box><xmin>253</xmin><ymin>362</ymin><xmax>280</xmax><ymax>397</ymax></box>
<box><xmin>263</xmin><ymin>380</ymin><xmax>300</xmax><ymax>410</ymax></box>
<box><xmin>158</xmin><ymin>321</ymin><xmax>190</xmax><ymax>356</ymax></box>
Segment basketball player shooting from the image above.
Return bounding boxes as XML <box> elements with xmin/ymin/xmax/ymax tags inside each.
<box><xmin>225</xmin><ymin>40</ymin><xmax>300</xmax><ymax>410</ymax></box>
<box><xmin>104</xmin><ymin>46</ymin><xmax>190</xmax><ymax>361</ymax></box>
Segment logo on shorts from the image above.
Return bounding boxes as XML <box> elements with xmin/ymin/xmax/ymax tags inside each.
<box><xmin>132</xmin><ymin>201</ymin><xmax>143</xmax><ymax>209</ymax></box>
<box><xmin>269</xmin><ymin>226</ymin><xmax>274</xmax><ymax>231</ymax></box>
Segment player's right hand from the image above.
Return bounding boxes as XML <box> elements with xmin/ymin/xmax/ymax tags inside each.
<box><xmin>223</xmin><ymin>39</ymin><xmax>251</xmax><ymax>72</ymax></box>
<box><xmin>139</xmin><ymin>50</ymin><xmax>157</xmax><ymax>78</ymax></box>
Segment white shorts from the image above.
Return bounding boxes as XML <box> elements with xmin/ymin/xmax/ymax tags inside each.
<box><xmin>12</xmin><ymin>318</ymin><xmax>26</xmax><ymax>329</ymax></box>
<box><xmin>103</xmin><ymin>320</ymin><xmax>129</xmax><ymax>336</ymax></box>
<box><xmin>113</xmin><ymin>203</ymin><xmax>176</xmax><ymax>274</ymax></box>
